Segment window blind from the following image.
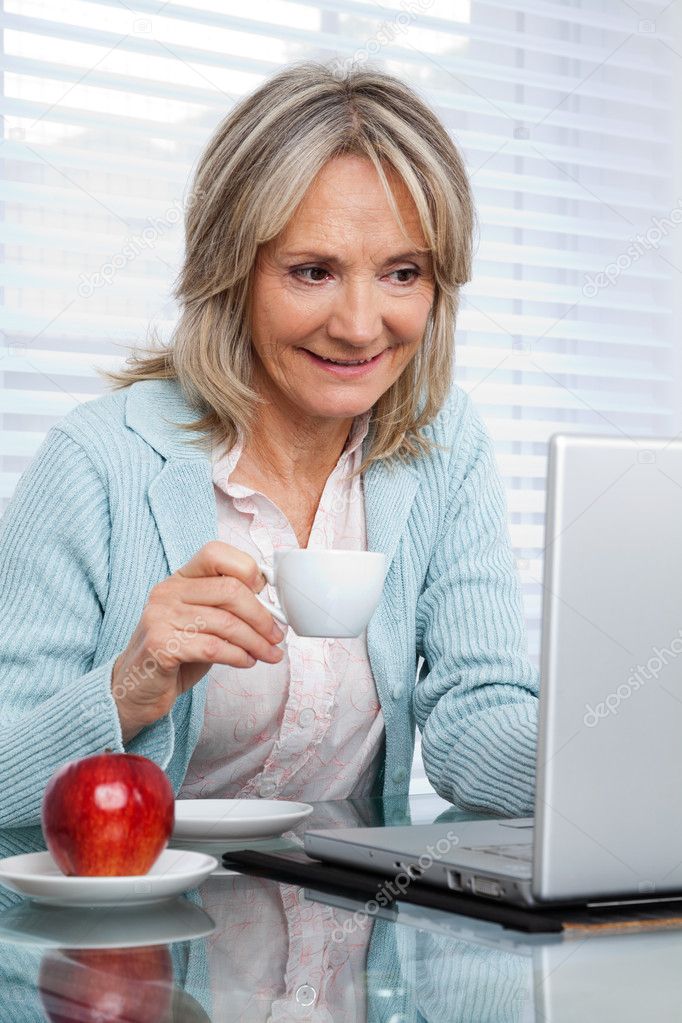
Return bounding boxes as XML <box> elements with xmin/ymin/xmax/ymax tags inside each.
<box><xmin>1</xmin><ymin>0</ymin><xmax>678</xmax><ymax>792</ymax></box>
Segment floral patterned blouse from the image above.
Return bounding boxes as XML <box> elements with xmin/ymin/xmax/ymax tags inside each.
<box><xmin>178</xmin><ymin>409</ymin><xmax>385</xmax><ymax>801</ymax></box>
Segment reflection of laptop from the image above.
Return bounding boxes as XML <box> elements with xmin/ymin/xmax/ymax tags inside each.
<box><xmin>305</xmin><ymin>433</ymin><xmax>682</xmax><ymax>907</ymax></box>
<box><xmin>309</xmin><ymin>886</ymin><xmax>682</xmax><ymax>1020</ymax></box>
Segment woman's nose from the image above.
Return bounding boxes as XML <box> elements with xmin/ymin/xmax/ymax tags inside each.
<box><xmin>325</xmin><ymin>277</ymin><xmax>383</xmax><ymax>346</ymax></box>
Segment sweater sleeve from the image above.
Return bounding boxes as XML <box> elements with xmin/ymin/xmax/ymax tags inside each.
<box><xmin>0</xmin><ymin>427</ymin><xmax>172</xmax><ymax>828</ymax></box>
<box><xmin>414</xmin><ymin>396</ymin><xmax>539</xmax><ymax>816</ymax></box>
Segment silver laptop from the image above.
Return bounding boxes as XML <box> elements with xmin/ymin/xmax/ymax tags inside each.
<box><xmin>305</xmin><ymin>432</ymin><xmax>682</xmax><ymax>907</ymax></box>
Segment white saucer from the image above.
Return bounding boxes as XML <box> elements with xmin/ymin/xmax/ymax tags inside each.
<box><xmin>0</xmin><ymin>849</ymin><xmax>217</xmax><ymax>907</ymax></box>
<box><xmin>173</xmin><ymin>798</ymin><xmax>314</xmax><ymax>841</ymax></box>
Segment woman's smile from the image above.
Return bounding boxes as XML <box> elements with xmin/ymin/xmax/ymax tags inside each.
<box><xmin>298</xmin><ymin>346</ymin><xmax>390</xmax><ymax>377</ymax></box>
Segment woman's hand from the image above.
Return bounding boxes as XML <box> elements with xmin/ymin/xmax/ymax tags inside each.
<box><xmin>111</xmin><ymin>541</ymin><xmax>285</xmax><ymax>742</ymax></box>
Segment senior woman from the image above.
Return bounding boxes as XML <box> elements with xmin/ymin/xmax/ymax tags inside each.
<box><xmin>0</xmin><ymin>61</ymin><xmax>538</xmax><ymax>828</ymax></box>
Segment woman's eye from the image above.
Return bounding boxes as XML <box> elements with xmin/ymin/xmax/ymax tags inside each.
<box><xmin>292</xmin><ymin>266</ymin><xmax>420</xmax><ymax>285</ymax></box>
<box><xmin>388</xmin><ymin>268</ymin><xmax>420</xmax><ymax>285</ymax></box>
<box><xmin>292</xmin><ymin>266</ymin><xmax>331</xmax><ymax>283</ymax></box>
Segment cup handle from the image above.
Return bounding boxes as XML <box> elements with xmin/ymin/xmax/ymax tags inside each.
<box><xmin>255</xmin><ymin>560</ymin><xmax>289</xmax><ymax>629</ymax></box>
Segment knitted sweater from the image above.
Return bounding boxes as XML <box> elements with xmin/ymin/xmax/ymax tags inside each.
<box><xmin>0</xmin><ymin>378</ymin><xmax>538</xmax><ymax>827</ymax></box>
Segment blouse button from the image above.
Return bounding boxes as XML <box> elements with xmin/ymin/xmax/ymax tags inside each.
<box><xmin>391</xmin><ymin>684</ymin><xmax>404</xmax><ymax>701</ymax></box>
<box><xmin>295</xmin><ymin>984</ymin><xmax>316</xmax><ymax>1007</ymax></box>
<box><xmin>259</xmin><ymin>777</ymin><xmax>277</xmax><ymax>797</ymax></box>
<box><xmin>327</xmin><ymin>946</ymin><xmax>347</xmax><ymax>968</ymax></box>
<box><xmin>298</xmin><ymin>708</ymin><xmax>316</xmax><ymax>728</ymax></box>
<box><xmin>392</xmin><ymin>767</ymin><xmax>407</xmax><ymax>785</ymax></box>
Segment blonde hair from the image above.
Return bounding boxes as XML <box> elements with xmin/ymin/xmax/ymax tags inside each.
<box><xmin>100</xmin><ymin>60</ymin><xmax>476</xmax><ymax>475</ymax></box>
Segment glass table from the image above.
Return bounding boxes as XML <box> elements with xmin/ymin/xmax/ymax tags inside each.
<box><xmin>1</xmin><ymin>792</ymin><xmax>681</xmax><ymax>1021</ymax></box>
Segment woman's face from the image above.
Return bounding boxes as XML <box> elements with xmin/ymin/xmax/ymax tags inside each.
<box><xmin>249</xmin><ymin>155</ymin><xmax>435</xmax><ymax>424</ymax></box>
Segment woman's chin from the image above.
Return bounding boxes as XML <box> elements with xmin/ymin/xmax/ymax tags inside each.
<box><xmin>294</xmin><ymin>399</ymin><xmax>375</xmax><ymax>422</ymax></box>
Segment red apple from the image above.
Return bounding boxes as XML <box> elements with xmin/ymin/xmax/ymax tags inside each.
<box><xmin>41</xmin><ymin>752</ymin><xmax>174</xmax><ymax>876</ymax></box>
<box><xmin>39</xmin><ymin>945</ymin><xmax>173</xmax><ymax>1023</ymax></box>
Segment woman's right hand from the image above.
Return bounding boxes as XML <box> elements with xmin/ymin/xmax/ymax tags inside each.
<box><xmin>110</xmin><ymin>541</ymin><xmax>285</xmax><ymax>742</ymax></box>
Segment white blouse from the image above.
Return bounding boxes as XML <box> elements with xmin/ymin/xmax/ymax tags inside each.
<box><xmin>177</xmin><ymin>410</ymin><xmax>386</xmax><ymax>801</ymax></box>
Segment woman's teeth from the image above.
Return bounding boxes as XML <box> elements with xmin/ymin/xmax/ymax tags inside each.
<box><xmin>314</xmin><ymin>353</ymin><xmax>376</xmax><ymax>365</ymax></box>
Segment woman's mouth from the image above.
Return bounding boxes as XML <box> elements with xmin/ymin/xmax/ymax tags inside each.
<box><xmin>300</xmin><ymin>348</ymin><xmax>387</xmax><ymax>377</ymax></box>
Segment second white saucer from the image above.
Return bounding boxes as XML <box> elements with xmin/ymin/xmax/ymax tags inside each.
<box><xmin>173</xmin><ymin>798</ymin><xmax>313</xmax><ymax>841</ymax></box>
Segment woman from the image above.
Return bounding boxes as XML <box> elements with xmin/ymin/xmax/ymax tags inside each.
<box><xmin>0</xmin><ymin>62</ymin><xmax>538</xmax><ymax>828</ymax></box>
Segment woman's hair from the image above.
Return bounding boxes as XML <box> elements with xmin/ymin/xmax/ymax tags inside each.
<box><xmin>100</xmin><ymin>60</ymin><xmax>476</xmax><ymax>475</ymax></box>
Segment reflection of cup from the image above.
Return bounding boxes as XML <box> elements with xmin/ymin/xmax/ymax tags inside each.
<box><xmin>255</xmin><ymin>549</ymin><xmax>389</xmax><ymax>638</ymax></box>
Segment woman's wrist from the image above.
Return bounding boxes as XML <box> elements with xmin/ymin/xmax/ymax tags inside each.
<box><xmin>111</xmin><ymin>653</ymin><xmax>146</xmax><ymax>744</ymax></box>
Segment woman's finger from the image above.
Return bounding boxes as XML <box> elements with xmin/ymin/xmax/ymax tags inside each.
<box><xmin>175</xmin><ymin>540</ymin><xmax>265</xmax><ymax>590</ymax></box>
<box><xmin>175</xmin><ymin>604</ymin><xmax>284</xmax><ymax>664</ymax></box>
<box><xmin>169</xmin><ymin>576</ymin><xmax>283</xmax><ymax>643</ymax></box>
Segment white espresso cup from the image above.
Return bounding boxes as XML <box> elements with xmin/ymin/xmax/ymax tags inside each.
<box><xmin>254</xmin><ymin>549</ymin><xmax>389</xmax><ymax>638</ymax></box>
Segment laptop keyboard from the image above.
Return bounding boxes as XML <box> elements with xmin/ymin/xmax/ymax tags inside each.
<box><xmin>462</xmin><ymin>842</ymin><xmax>533</xmax><ymax>863</ymax></box>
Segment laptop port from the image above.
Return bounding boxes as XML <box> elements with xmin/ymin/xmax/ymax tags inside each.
<box><xmin>447</xmin><ymin>870</ymin><xmax>463</xmax><ymax>891</ymax></box>
<box><xmin>472</xmin><ymin>876</ymin><xmax>502</xmax><ymax>898</ymax></box>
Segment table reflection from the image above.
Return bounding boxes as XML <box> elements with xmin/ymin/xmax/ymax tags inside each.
<box><xmin>0</xmin><ymin>796</ymin><xmax>681</xmax><ymax>1021</ymax></box>
<box><xmin>201</xmin><ymin>873</ymin><xmax>373</xmax><ymax>1022</ymax></box>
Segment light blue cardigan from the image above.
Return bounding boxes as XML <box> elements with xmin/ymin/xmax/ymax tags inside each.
<box><xmin>0</xmin><ymin>378</ymin><xmax>538</xmax><ymax>827</ymax></box>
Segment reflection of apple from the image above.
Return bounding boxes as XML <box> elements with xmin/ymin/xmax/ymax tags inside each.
<box><xmin>41</xmin><ymin>752</ymin><xmax>174</xmax><ymax>876</ymax></box>
<box><xmin>39</xmin><ymin>945</ymin><xmax>173</xmax><ymax>1023</ymax></box>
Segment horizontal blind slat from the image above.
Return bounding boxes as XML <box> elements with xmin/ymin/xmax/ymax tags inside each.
<box><xmin>3</xmin><ymin>12</ymin><xmax>672</xmax><ymax>111</ymax></box>
<box><xmin>8</xmin><ymin>3</ymin><xmax>676</xmax><ymax>78</ymax></box>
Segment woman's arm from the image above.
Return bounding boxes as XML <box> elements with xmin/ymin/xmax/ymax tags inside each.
<box><xmin>414</xmin><ymin>396</ymin><xmax>538</xmax><ymax>816</ymax></box>
<box><xmin>0</xmin><ymin>427</ymin><xmax>172</xmax><ymax>828</ymax></box>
